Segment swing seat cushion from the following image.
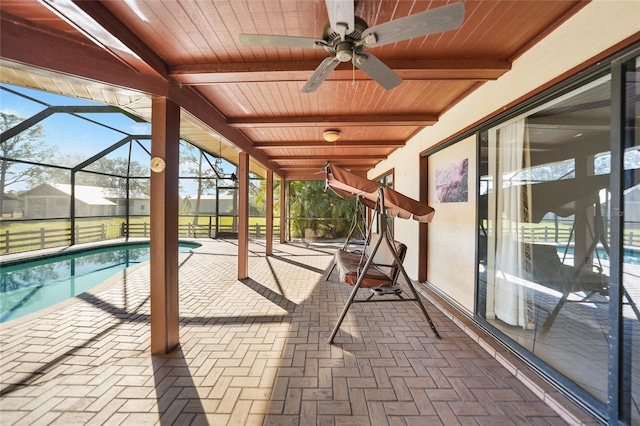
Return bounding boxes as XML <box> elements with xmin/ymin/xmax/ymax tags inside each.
<box><xmin>334</xmin><ymin>235</ymin><xmax>407</xmax><ymax>288</ymax></box>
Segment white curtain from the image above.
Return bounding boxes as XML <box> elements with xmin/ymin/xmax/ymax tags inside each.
<box><xmin>488</xmin><ymin>119</ymin><xmax>535</xmax><ymax>329</ymax></box>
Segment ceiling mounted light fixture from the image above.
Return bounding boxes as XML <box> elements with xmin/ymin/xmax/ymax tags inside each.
<box><xmin>323</xmin><ymin>129</ymin><xmax>341</xmax><ymax>142</ymax></box>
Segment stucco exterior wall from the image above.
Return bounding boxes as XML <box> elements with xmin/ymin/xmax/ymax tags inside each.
<box><xmin>427</xmin><ymin>136</ymin><xmax>476</xmax><ymax>311</ymax></box>
<box><xmin>368</xmin><ymin>0</ymin><xmax>640</xmax><ymax>294</ymax></box>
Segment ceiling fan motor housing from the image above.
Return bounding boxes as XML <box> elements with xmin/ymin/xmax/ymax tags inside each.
<box><xmin>335</xmin><ymin>42</ymin><xmax>353</xmax><ymax>61</ymax></box>
<box><xmin>323</xmin><ymin>16</ymin><xmax>368</xmax><ymax>60</ymax></box>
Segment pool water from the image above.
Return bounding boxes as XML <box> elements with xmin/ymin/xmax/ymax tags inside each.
<box><xmin>558</xmin><ymin>246</ymin><xmax>640</xmax><ymax>266</ymax></box>
<box><xmin>0</xmin><ymin>242</ymin><xmax>199</xmax><ymax>323</ymax></box>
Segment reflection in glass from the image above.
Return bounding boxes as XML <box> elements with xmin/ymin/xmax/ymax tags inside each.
<box><xmin>479</xmin><ymin>75</ymin><xmax>613</xmax><ymax>403</ymax></box>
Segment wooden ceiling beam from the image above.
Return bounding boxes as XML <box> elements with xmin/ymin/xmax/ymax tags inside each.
<box><xmin>253</xmin><ymin>140</ymin><xmax>405</xmax><ymax>149</ymax></box>
<box><xmin>0</xmin><ymin>13</ymin><xmax>169</xmax><ymax>95</ymax></box>
<box><xmin>282</xmin><ymin>166</ymin><xmax>371</xmax><ymax>181</ymax></box>
<box><xmin>41</xmin><ymin>0</ymin><xmax>169</xmax><ymax>78</ymax></box>
<box><xmin>282</xmin><ymin>172</ymin><xmax>329</xmax><ymax>181</ymax></box>
<box><xmin>170</xmin><ymin>59</ymin><xmax>511</xmax><ymax>85</ymax></box>
<box><xmin>170</xmin><ymin>87</ymin><xmax>284</xmax><ymax>177</ymax></box>
<box><xmin>272</xmin><ymin>155</ymin><xmax>386</xmax><ymax>162</ymax></box>
<box><xmin>229</xmin><ymin>115</ymin><xmax>436</xmax><ymax>128</ymax></box>
<box><xmin>278</xmin><ymin>166</ymin><xmax>372</xmax><ymax>172</ymax></box>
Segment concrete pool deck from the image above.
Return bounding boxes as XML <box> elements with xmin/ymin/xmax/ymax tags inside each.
<box><xmin>0</xmin><ymin>239</ymin><xmax>598</xmax><ymax>425</ymax></box>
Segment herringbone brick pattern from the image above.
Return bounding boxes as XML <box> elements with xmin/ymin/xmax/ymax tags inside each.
<box><xmin>0</xmin><ymin>239</ymin><xmax>597</xmax><ymax>425</ymax></box>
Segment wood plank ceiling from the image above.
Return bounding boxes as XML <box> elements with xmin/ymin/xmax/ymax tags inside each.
<box><xmin>0</xmin><ymin>0</ymin><xmax>587</xmax><ymax>180</ymax></box>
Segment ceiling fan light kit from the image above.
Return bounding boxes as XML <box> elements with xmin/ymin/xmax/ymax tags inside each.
<box><xmin>323</xmin><ymin>130</ymin><xmax>341</xmax><ymax>142</ymax></box>
<box><xmin>335</xmin><ymin>42</ymin><xmax>354</xmax><ymax>62</ymax></box>
<box><xmin>239</xmin><ymin>1</ymin><xmax>464</xmax><ymax>93</ymax></box>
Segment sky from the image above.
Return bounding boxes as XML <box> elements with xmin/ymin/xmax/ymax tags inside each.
<box><xmin>1</xmin><ymin>83</ymin><xmax>151</xmax><ymax>164</ymax></box>
<box><xmin>0</xmin><ymin>83</ymin><xmax>241</xmax><ymax>195</ymax></box>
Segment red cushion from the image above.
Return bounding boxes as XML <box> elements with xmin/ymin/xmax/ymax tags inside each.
<box><xmin>334</xmin><ymin>249</ymin><xmax>393</xmax><ymax>288</ymax></box>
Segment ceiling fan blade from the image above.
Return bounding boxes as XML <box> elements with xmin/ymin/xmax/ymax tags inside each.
<box><xmin>326</xmin><ymin>0</ymin><xmax>355</xmax><ymax>36</ymax></box>
<box><xmin>353</xmin><ymin>53</ymin><xmax>402</xmax><ymax>90</ymax></box>
<box><xmin>362</xmin><ymin>2</ymin><xmax>464</xmax><ymax>48</ymax></box>
<box><xmin>239</xmin><ymin>33</ymin><xmax>324</xmax><ymax>49</ymax></box>
<box><xmin>301</xmin><ymin>57</ymin><xmax>341</xmax><ymax>93</ymax></box>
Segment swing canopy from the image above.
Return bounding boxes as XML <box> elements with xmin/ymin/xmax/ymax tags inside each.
<box><xmin>325</xmin><ymin>164</ymin><xmax>436</xmax><ymax>223</ymax></box>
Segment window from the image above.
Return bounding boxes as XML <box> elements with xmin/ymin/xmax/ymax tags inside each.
<box><xmin>375</xmin><ymin>170</ymin><xmax>394</xmax><ymax>235</ymax></box>
<box><xmin>479</xmin><ymin>75</ymin><xmax>613</xmax><ymax>407</ymax></box>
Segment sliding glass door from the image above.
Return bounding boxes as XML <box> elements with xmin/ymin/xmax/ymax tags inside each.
<box><xmin>480</xmin><ymin>74</ymin><xmax>613</xmax><ymax>405</ymax></box>
<box><xmin>622</xmin><ymin>57</ymin><xmax>639</xmax><ymax>425</ymax></box>
<box><xmin>479</xmin><ymin>49</ymin><xmax>640</xmax><ymax>423</ymax></box>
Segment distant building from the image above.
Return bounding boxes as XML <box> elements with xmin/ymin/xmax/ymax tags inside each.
<box><xmin>624</xmin><ymin>185</ymin><xmax>640</xmax><ymax>228</ymax></box>
<box><xmin>185</xmin><ymin>194</ymin><xmax>232</xmax><ymax>215</ymax></box>
<box><xmin>185</xmin><ymin>192</ymin><xmax>258</xmax><ymax>215</ymax></box>
<box><xmin>1</xmin><ymin>194</ymin><xmax>21</xmax><ymax>216</ymax></box>
<box><xmin>22</xmin><ymin>183</ymin><xmax>150</xmax><ymax>218</ymax></box>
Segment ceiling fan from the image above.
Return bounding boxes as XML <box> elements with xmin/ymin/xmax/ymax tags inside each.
<box><xmin>239</xmin><ymin>0</ymin><xmax>465</xmax><ymax>93</ymax></box>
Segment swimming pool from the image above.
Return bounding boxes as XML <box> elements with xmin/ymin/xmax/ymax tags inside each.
<box><xmin>0</xmin><ymin>241</ymin><xmax>200</xmax><ymax>323</ymax></box>
<box><xmin>558</xmin><ymin>245</ymin><xmax>640</xmax><ymax>266</ymax></box>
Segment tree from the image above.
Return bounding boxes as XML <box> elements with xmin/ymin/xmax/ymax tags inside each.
<box><xmin>250</xmin><ymin>178</ymin><xmax>266</xmax><ymax>215</ymax></box>
<box><xmin>288</xmin><ymin>180</ymin><xmax>355</xmax><ymax>239</ymax></box>
<box><xmin>38</xmin><ymin>152</ymin><xmax>150</xmax><ymax>195</ymax></box>
<box><xmin>0</xmin><ymin>112</ymin><xmax>55</xmax><ymax>215</ymax></box>
<box><xmin>76</xmin><ymin>156</ymin><xmax>150</xmax><ymax>195</ymax></box>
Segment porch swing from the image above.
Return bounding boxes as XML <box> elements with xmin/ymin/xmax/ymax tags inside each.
<box><xmin>513</xmin><ymin>175</ymin><xmax>640</xmax><ymax>336</ymax></box>
<box><xmin>324</xmin><ymin>195</ymin><xmax>368</xmax><ymax>281</ymax></box>
<box><xmin>323</xmin><ymin>164</ymin><xmax>440</xmax><ymax>344</ymax></box>
<box><xmin>535</xmin><ymin>195</ymin><xmax>640</xmax><ymax>336</ymax></box>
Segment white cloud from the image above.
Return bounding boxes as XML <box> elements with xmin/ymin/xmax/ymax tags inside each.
<box><xmin>1</xmin><ymin>107</ymin><xmax>21</xmax><ymax>116</ymax></box>
<box><xmin>130</xmin><ymin>123</ymin><xmax>151</xmax><ymax>134</ymax></box>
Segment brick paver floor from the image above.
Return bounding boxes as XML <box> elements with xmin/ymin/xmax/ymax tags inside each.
<box><xmin>0</xmin><ymin>239</ymin><xmax>599</xmax><ymax>425</ymax></box>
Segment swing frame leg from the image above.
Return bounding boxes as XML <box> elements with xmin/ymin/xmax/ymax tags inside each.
<box><xmin>327</xmin><ymin>235</ymin><xmax>382</xmax><ymax>344</ymax></box>
<box><xmin>327</xmin><ymin>280</ymin><xmax>363</xmax><ymax>344</ymax></box>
